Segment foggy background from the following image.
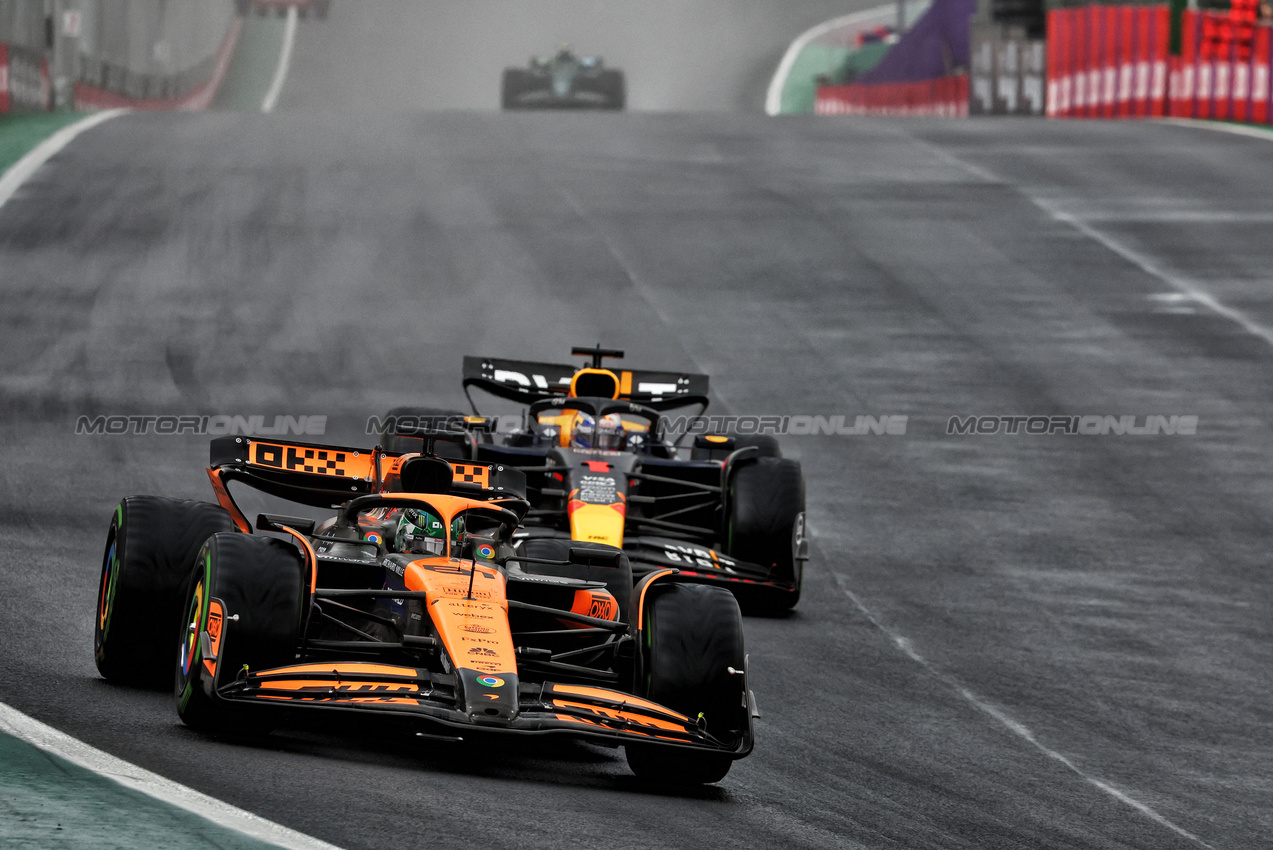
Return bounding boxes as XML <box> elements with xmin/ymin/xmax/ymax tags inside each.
<box><xmin>279</xmin><ymin>0</ymin><xmax>884</xmax><ymax>112</ymax></box>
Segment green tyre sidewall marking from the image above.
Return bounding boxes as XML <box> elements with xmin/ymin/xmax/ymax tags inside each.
<box><xmin>96</xmin><ymin>503</ymin><xmax>124</xmax><ymax>646</ymax></box>
<box><xmin>178</xmin><ymin>550</ymin><xmax>213</xmax><ymax>714</ymax></box>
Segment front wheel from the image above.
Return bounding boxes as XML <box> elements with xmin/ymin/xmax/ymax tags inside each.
<box><xmin>625</xmin><ymin>583</ymin><xmax>746</xmax><ymax>785</ymax></box>
<box><xmin>176</xmin><ymin>532</ymin><xmax>305</xmax><ymax>733</ymax></box>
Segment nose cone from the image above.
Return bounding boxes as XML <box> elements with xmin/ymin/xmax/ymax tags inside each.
<box><xmin>459</xmin><ymin>669</ymin><xmax>519</xmax><ymax>724</ymax></box>
<box><xmin>552</xmin><ymin>69</ymin><xmax>572</xmax><ymax>98</ymax></box>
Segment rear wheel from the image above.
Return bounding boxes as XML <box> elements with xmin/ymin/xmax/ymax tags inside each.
<box><xmin>176</xmin><ymin>532</ymin><xmax>305</xmax><ymax>733</ymax></box>
<box><xmin>598</xmin><ymin>70</ymin><xmax>625</xmax><ymax>110</ymax></box>
<box><xmin>502</xmin><ymin>69</ymin><xmax>527</xmax><ymax>109</ymax></box>
<box><xmin>625</xmin><ymin>583</ymin><xmax>746</xmax><ymax>784</ymax></box>
<box><xmin>726</xmin><ymin>457</ymin><xmax>805</xmax><ymax>613</ymax></box>
<box><xmin>94</xmin><ymin>497</ymin><xmax>235</xmax><ymax>687</ymax></box>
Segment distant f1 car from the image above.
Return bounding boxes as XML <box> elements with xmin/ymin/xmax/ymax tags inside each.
<box><xmin>502</xmin><ymin>48</ymin><xmax>625</xmax><ymax>110</ymax></box>
<box><xmin>380</xmin><ymin>346</ymin><xmax>808</xmax><ymax>613</ymax></box>
<box><xmin>94</xmin><ymin>433</ymin><xmax>754</xmax><ymax>785</ymax></box>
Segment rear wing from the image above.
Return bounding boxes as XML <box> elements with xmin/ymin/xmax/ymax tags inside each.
<box><xmin>208</xmin><ymin>436</ymin><xmax>526</xmax><ymax>511</ymax></box>
<box><xmin>462</xmin><ymin>355</ymin><xmax>710</xmax><ymax>409</ymax></box>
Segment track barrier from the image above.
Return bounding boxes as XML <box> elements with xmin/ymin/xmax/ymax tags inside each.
<box><xmin>0</xmin><ymin>43</ymin><xmax>50</xmax><ymax>114</ymax></box>
<box><xmin>73</xmin><ymin>17</ymin><xmax>242</xmax><ymax>111</ymax></box>
<box><xmin>1047</xmin><ymin>5</ymin><xmax>1273</xmax><ymax>122</ymax></box>
<box><xmin>815</xmin><ymin>74</ymin><xmax>969</xmax><ymax>115</ymax></box>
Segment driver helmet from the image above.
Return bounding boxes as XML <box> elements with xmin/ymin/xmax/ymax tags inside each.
<box><xmin>394</xmin><ymin>508</ymin><xmax>446</xmax><ymax>556</ymax></box>
<box><xmin>570</xmin><ymin>412</ymin><xmax>627</xmax><ymax>450</ymax></box>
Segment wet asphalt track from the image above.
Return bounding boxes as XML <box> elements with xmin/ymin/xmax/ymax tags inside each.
<box><xmin>3</xmin><ymin>12</ymin><xmax>1273</xmax><ymax>850</ymax></box>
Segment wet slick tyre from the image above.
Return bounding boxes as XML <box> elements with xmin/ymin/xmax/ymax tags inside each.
<box><xmin>94</xmin><ymin>497</ymin><xmax>235</xmax><ymax>687</ymax></box>
<box><xmin>727</xmin><ymin>457</ymin><xmax>805</xmax><ymax>614</ymax></box>
<box><xmin>625</xmin><ymin>584</ymin><xmax>746</xmax><ymax>785</ymax></box>
<box><xmin>176</xmin><ymin>532</ymin><xmax>304</xmax><ymax>734</ymax></box>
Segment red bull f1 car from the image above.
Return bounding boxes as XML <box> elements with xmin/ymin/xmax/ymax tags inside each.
<box><xmin>380</xmin><ymin>346</ymin><xmax>808</xmax><ymax>614</ymax></box>
<box><xmin>94</xmin><ymin>433</ymin><xmax>755</xmax><ymax>784</ymax></box>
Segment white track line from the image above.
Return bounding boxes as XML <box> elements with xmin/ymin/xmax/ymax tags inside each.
<box><xmin>827</xmin><ymin>574</ymin><xmax>1215</xmax><ymax>849</ymax></box>
<box><xmin>261</xmin><ymin>6</ymin><xmax>298</xmax><ymax>114</ymax></box>
<box><xmin>1037</xmin><ymin>199</ymin><xmax>1273</xmax><ymax>349</ymax></box>
<box><xmin>0</xmin><ymin>700</ymin><xmax>343</xmax><ymax>850</ymax></box>
<box><xmin>0</xmin><ymin>109</ymin><xmax>127</xmax><ymax>211</ymax></box>
<box><xmin>1157</xmin><ymin>117</ymin><xmax>1273</xmax><ymax>143</ymax></box>
<box><xmin>910</xmin><ymin>130</ymin><xmax>1273</xmax><ymax>353</ymax></box>
<box><xmin>764</xmin><ymin>4</ymin><xmax>895</xmax><ymax>116</ymax></box>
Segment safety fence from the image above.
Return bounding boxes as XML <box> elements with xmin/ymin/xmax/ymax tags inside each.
<box><xmin>1047</xmin><ymin>5</ymin><xmax>1273</xmax><ymax>122</ymax></box>
<box><xmin>0</xmin><ymin>43</ymin><xmax>50</xmax><ymax>113</ymax></box>
<box><xmin>0</xmin><ymin>0</ymin><xmax>237</xmax><ymax>112</ymax></box>
<box><xmin>815</xmin><ymin>74</ymin><xmax>969</xmax><ymax>115</ymax></box>
<box><xmin>74</xmin><ymin>17</ymin><xmax>241</xmax><ymax>111</ymax></box>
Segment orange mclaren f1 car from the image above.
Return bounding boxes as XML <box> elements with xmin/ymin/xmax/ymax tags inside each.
<box><xmin>380</xmin><ymin>346</ymin><xmax>808</xmax><ymax>613</ymax></box>
<box><xmin>93</xmin><ymin>434</ymin><xmax>756</xmax><ymax>784</ymax></box>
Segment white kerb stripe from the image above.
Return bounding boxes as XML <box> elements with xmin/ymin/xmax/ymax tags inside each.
<box><xmin>0</xmin><ymin>701</ymin><xmax>344</xmax><ymax>850</ymax></box>
<box><xmin>1158</xmin><ymin>116</ymin><xmax>1273</xmax><ymax>143</ymax></box>
<box><xmin>765</xmin><ymin>4</ymin><xmax>896</xmax><ymax>116</ymax></box>
<box><xmin>262</xmin><ymin>6</ymin><xmax>298</xmax><ymax>114</ymax></box>
<box><xmin>0</xmin><ymin>108</ymin><xmax>127</xmax><ymax>211</ymax></box>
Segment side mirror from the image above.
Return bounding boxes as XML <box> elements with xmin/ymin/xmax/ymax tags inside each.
<box><xmin>568</xmin><ymin>546</ymin><xmax>622</xmax><ymax>569</ymax></box>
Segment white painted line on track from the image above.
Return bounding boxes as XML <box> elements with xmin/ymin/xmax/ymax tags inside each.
<box><xmin>262</xmin><ymin>6</ymin><xmax>298</xmax><ymax>114</ymax></box>
<box><xmin>764</xmin><ymin>4</ymin><xmax>895</xmax><ymax>116</ymax></box>
<box><xmin>1157</xmin><ymin>117</ymin><xmax>1273</xmax><ymax>143</ymax></box>
<box><xmin>1038</xmin><ymin>199</ymin><xmax>1273</xmax><ymax>349</ymax></box>
<box><xmin>827</xmin><ymin>574</ymin><xmax>1216</xmax><ymax>850</ymax></box>
<box><xmin>0</xmin><ymin>109</ymin><xmax>128</xmax><ymax>212</ymax></box>
<box><xmin>908</xmin><ymin>131</ymin><xmax>1273</xmax><ymax>352</ymax></box>
<box><xmin>0</xmin><ymin>700</ymin><xmax>343</xmax><ymax>850</ymax></box>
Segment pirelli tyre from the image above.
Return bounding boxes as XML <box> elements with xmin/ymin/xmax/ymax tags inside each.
<box><xmin>501</xmin><ymin>69</ymin><xmax>530</xmax><ymax>109</ymax></box>
<box><xmin>597</xmin><ymin>69</ymin><xmax>626</xmax><ymax>110</ymax></box>
<box><xmin>176</xmin><ymin>532</ymin><xmax>305</xmax><ymax>733</ymax></box>
<box><xmin>94</xmin><ymin>497</ymin><xmax>236</xmax><ymax>687</ymax></box>
<box><xmin>726</xmin><ymin>457</ymin><xmax>806</xmax><ymax>613</ymax></box>
<box><xmin>626</xmin><ymin>583</ymin><xmax>746</xmax><ymax>785</ymax></box>
<box><xmin>518</xmin><ymin>537</ymin><xmax>633</xmax><ymax>620</ymax></box>
<box><xmin>379</xmin><ymin>406</ymin><xmax>472</xmax><ymax>457</ymax></box>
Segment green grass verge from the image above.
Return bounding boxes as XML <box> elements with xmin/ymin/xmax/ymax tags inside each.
<box><xmin>215</xmin><ymin>14</ymin><xmax>288</xmax><ymax>110</ymax></box>
<box><xmin>780</xmin><ymin>45</ymin><xmax>852</xmax><ymax>114</ymax></box>
<box><xmin>0</xmin><ymin>112</ymin><xmax>87</xmax><ymax>176</ymax></box>
<box><xmin>0</xmin><ymin>730</ymin><xmax>278</xmax><ymax>849</ymax></box>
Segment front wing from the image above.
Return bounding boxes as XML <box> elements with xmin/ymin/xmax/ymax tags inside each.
<box><xmin>623</xmin><ymin>536</ymin><xmax>800</xmax><ymax>595</ymax></box>
<box><xmin>214</xmin><ymin>662</ymin><xmax>755</xmax><ymax>757</ymax></box>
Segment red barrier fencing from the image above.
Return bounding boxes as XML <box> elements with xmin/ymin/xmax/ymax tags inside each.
<box><xmin>0</xmin><ymin>43</ymin><xmax>52</xmax><ymax>115</ymax></box>
<box><xmin>74</xmin><ymin>17</ymin><xmax>241</xmax><ymax>111</ymax></box>
<box><xmin>1047</xmin><ymin>5</ymin><xmax>1273</xmax><ymax>122</ymax></box>
<box><xmin>815</xmin><ymin>75</ymin><xmax>970</xmax><ymax>116</ymax></box>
